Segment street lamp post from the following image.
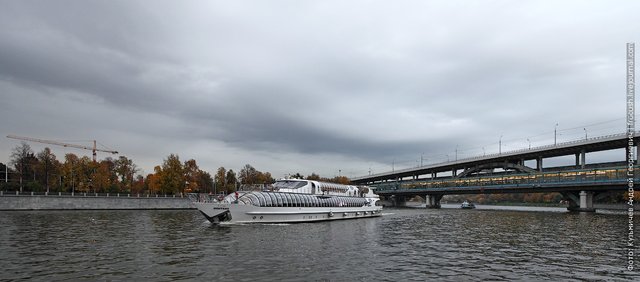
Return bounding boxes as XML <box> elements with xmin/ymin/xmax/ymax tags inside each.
<box><xmin>584</xmin><ymin>128</ymin><xmax>588</xmax><ymax>140</ymax></box>
<box><xmin>554</xmin><ymin>123</ymin><xmax>559</xmax><ymax>145</ymax></box>
<box><xmin>499</xmin><ymin>135</ymin><xmax>503</xmax><ymax>154</ymax></box>
<box><xmin>527</xmin><ymin>138</ymin><xmax>531</xmax><ymax>149</ymax></box>
<box><xmin>455</xmin><ymin>145</ymin><xmax>458</xmax><ymax>161</ymax></box>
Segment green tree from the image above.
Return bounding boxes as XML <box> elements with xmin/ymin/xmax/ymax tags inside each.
<box><xmin>146</xmin><ymin>165</ymin><xmax>163</xmax><ymax>194</ymax></box>
<box><xmin>61</xmin><ymin>153</ymin><xmax>79</xmax><ymax>193</ymax></box>
<box><xmin>115</xmin><ymin>156</ymin><xmax>137</xmax><ymax>193</ymax></box>
<box><xmin>92</xmin><ymin>158</ymin><xmax>119</xmax><ymax>193</ymax></box>
<box><xmin>239</xmin><ymin>164</ymin><xmax>258</xmax><ymax>185</ymax></box>
<box><xmin>225</xmin><ymin>169</ymin><xmax>237</xmax><ymax>194</ymax></box>
<box><xmin>161</xmin><ymin>154</ymin><xmax>184</xmax><ymax>195</ymax></box>
<box><xmin>77</xmin><ymin>156</ymin><xmax>95</xmax><ymax>193</ymax></box>
<box><xmin>183</xmin><ymin>159</ymin><xmax>200</xmax><ymax>193</ymax></box>
<box><xmin>214</xmin><ymin>167</ymin><xmax>226</xmax><ymax>194</ymax></box>
<box><xmin>10</xmin><ymin>142</ymin><xmax>34</xmax><ymax>192</ymax></box>
<box><xmin>0</xmin><ymin>162</ymin><xmax>8</xmax><ymax>190</ymax></box>
<box><xmin>132</xmin><ymin>174</ymin><xmax>145</xmax><ymax>194</ymax></box>
<box><xmin>57</xmin><ymin>155</ymin><xmax>94</xmax><ymax>193</ymax></box>
<box><xmin>306</xmin><ymin>173</ymin><xmax>320</xmax><ymax>181</ymax></box>
<box><xmin>289</xmin><ymin>172</ymin><xmax>303</xmax><ymax>179</ymax></box>
<box><xmin>35</xmin><ymin>147</ymin><xmax>60</xmax><ymax>193</ymax></box>
<box><xmin>196</xmin><ymin>170</ymin><xmax>213</xmax><ymax>193</ymax></box>
<box><xmin>256</xmin><ymin>171</ymin><xmax>274</xmax><ymax>184</ymax></box>
<box><xmin>332</xmin><ymin>176</ymin><xmax>350</xmax><ymax>185</ymax></box>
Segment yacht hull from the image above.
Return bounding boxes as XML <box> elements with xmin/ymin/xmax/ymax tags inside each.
<box><xmin>192</xmin><ymin>202</ymin><xmax>382</xmax><ymax>224</ymax></box>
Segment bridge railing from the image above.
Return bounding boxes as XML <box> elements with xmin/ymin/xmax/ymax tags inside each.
<box><xmin>374</xmin><ymin>166</ymin><xmax>635</xmax><ymax>192</ymax></box>
<box><xmin>452</xmin><ymin>132</ymin><xmax>630</xmax><ymax>163</ymax></box>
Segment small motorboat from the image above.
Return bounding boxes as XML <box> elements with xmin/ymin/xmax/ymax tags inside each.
<box><xmin>460</xmin><ymin>200</ymin><xmax>476</xmax><ymax>209</ymax></box>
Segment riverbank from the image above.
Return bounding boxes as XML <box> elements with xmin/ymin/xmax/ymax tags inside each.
<box><xmin>0</xmin><ymin>191</ymin><xmax>194</xmax><ymax>210</ymax></box>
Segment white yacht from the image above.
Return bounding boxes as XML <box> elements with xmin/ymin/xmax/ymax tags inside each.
<box><xmin>189</xmin><ymin>179</ymin><xmax>382</xmax><ymax>224</ymax></box>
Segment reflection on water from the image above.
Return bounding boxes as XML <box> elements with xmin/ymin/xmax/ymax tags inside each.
<box><xmin>0</xmin><ymin>207</ymin><xmax>637</xmax><ymax>281</ymax></box>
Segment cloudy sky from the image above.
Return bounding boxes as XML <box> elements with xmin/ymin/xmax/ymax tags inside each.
<box><xmin>0</xmin><ymin>0</ymin><xmax>638</xmax><ymax>178</ymax></box>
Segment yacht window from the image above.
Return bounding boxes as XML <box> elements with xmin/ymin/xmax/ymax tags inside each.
<box><xmin>260</xmin><ymin>192</ymin><xmax>270</xmax><ymax>207</ymax></box>
<box><xmin>255</xmin><ymin>192</ymin><xmax>266</xmax><ymax>207</ymax></box>
<box><xmin>297</xmin><ymin>195</ymin><xmax>304</xmax><ymax>207</ymax></box>
<box><xmin>283</xmin><ymin>193</ymin><xmax>292</xmax><ymax>207</ymax></box>
<box><xmin>246</xmin><ymin>193</ymin><xmax>260</xmax><ymax>206</ymax></box>
<box><xmin>274</xmin><ymin>180</ymin><xmax>308</xmax><ymax>190</ymax></box>
<box><xmin>288</xmin><ymin>193</ymin><xmax>296</xmax><ymax>207</ymax></box>
<box><xmin>268</xmin><ymin>193</ymin><xmax>277</xmax><ymax>207</ymax></box>
<box><xmin>274</xmin><ymin>193</ymin><xmax>283</xmax><ymax>207</ymax></box>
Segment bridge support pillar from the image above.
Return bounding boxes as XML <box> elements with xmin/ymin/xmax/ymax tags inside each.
<box><xmin>575</xmin><ymin>150</ymin><xmax>586</xmax><ymax>169</ymax></box>
<box><xmin>425</xmin><ymin>194</ymin><xmax>441</xmax><ymax>209</ymax></box>
<box><xmin>537</xmin><ymin>157</ymin><xmax>543</xmax><ymax>172</ymax></box>
<box><xmin>563</xmin><ymin>191</ymin><xmax>596</xmax><ymax>212</ymax></box>
<box><xmin>392</xmin><ymin>196</ymin><xmax>407</xmax><ymax>207</ymax></box>
<box><xmin>579</xmin><ymin>191</ymin><xmax>594</xmax><ymax>210</ymax></box>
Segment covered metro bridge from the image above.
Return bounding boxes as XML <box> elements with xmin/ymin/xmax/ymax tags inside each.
<box><xmin>351</xmin><ymin>132</ymin><xmax>638</xmax><ymax>212</ymax></box>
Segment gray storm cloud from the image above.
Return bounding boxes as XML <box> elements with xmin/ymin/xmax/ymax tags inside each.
<box><xmin>0</xmin><ymin>0</ymin><xmax>637</xmax><ymax>177</ymax></box>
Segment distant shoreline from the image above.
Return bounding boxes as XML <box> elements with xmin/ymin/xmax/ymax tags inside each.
<box><xmin>402</xmin><ymin>201</ymin><xmax>633</xmax><ymax>211</ymax></box>
<box><xmin>0</xmin><ymin>192</ymin><xmax>194</xmax><ymax>210</ymax></box>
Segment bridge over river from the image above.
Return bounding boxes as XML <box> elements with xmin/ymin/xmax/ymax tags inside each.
<box><xmin>351</xmin><ymin>132</ymin><xmax>638</xmax><ymax>212</ymax></box>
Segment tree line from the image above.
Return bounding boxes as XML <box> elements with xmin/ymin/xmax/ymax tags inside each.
<box><xmin>0</xmin><ymin>142</ymin><xmax>346</xmax><ymax>195</ymax></box>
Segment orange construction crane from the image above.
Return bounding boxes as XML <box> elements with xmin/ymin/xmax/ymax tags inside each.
<box><xmin>7</xmin><ymin>134</ymin><xmax>118</xmax><ymax>162</ymax></box>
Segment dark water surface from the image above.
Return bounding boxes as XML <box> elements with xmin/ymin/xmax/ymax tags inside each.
<box><xmin>0</xmin><ymin>207</ymin><xmax>638</xmax><ymax>281</ymax></box>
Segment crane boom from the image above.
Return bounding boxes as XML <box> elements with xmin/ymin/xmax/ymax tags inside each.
<box><xmin>7</xmin><ymin>135</ymin><xmax>118</xmax><ymax>162</ymax></box>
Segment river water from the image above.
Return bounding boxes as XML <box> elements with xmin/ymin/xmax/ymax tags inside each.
<box><xmin>0</xmin><ymin>206</ymin><xmax>638</xmax><ymax>281</ymax></box>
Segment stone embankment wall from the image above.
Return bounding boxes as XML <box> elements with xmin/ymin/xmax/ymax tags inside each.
<box><xmin>0</xmin><ymin>192</ymin><xmax>194</xmax><ymax>210</ymax></box>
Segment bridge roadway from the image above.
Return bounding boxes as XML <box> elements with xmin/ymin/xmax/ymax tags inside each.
<box><xmin>350</xmin><ymin>132</ymin><xmax>639</xmax><ymax>212</ymax></box>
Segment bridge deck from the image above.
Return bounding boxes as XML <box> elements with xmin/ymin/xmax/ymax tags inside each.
<box><xmin>353</xmin><ymin>132</ymin><xmax>639</xmax><ymax>184</ymax></box>
<box><xmin>374</xmin><ymin>166</ymin><xmax>635</xmax><ymax>195</ymax></box>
